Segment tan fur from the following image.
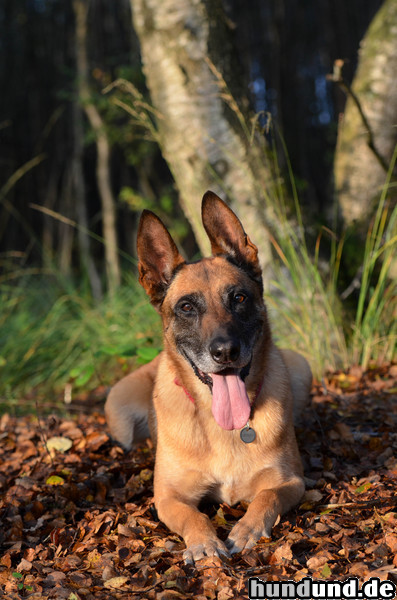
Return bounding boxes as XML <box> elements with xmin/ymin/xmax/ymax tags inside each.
<box><xmin>105</xmin><ymin>192</ymin><xmax>312</xmax><ymax>563</ymax></box>
<box><xmin>105</xmin><ymin>353</ymin><xmax>161</xmax><ymax>448</ymax></box>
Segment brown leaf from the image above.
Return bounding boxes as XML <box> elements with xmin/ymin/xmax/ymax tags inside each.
<box><xmin>0</xmin><ymin>553</ymin><xmax>11</xmax><ymax>568</ymax></box>
<box><xmin>217</xmin><ymin>586</ymin><xmax>235</xmax><ymax>600</ymax></box>
<box><xmin>43</xmin><ymin>570</ymin><xmax>67</xmax><ymax>586</ymax></box>
<box><xmin>85</xmin><ymin>430</ymin><xmax>110</xmax><ymax>451</ymax></box>
<box><xmin>300</xmin><ymin>489</ymin><xmax>323</xmax><ymax>509</ymax></box>
<box><xmin>0</xmin><ymin>372</ymin><xmax>396</xmax><ymax>600</ymax></box>
<box><xmin>385</xmin><ymin>533</ymin><xmax>397</xmax><ymax>553</ymax></box>
<box><xmin>273</xmin><ymin>542</ymin><xmax>293</xmax><ymax>562</ymax></box>
<box><xmin>306</xmin><ymin>551</ymin><xmax>333</xmax><ymax>571</ymax></box>
<box><xmin>334</xmin><ymin>422</ymin><xmax>354</xmax><ymax>442</ymax></box>
<box><xmin>123</xmin><ymin>552</ymin><xmax>143</xmax><ymax>567</ymax></box>
<box><xmin>103</xmin><ymin>576</ymin><xmax>129</xmax><ymax>590</ymax></box>
<box><xmin>59</xmin><ymin>553</ymin><xmax>82</xmax><ymax>570</ymax></box>
<box><xmin>157</xmin><ymin>591</ymin><xmax>187</xmax><ymax>600</ymax></box>
<box><xmin>163</xmin><ymin>565</ymin><xmax>185</xmax><ymax>580</ymax></box>
<box><xmin>16</xmin><ymin>558</ymin><xmax>32</xmax><ymax>572</ymax></box>
<box><xmin>69</xmin><ymin>572</ymin><xmax>93</xmax><ymax>587</ymax></box>
<box><xmin>315</xmin><ymin>522</ymin><xmax>329</xmax><ymax>533</ymax></box>
<box><xmin>348</xmin><ymin>562</ymin><xmax>370</xmax><ymax>577</ymax></box>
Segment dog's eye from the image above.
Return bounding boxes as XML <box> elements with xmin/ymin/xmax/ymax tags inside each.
<box><xmin>180</xmin><ymin>302</ymin><xmax>194</xmax><ymax>313</ymax></box>
<box><xmin>234</xmin><ymin>293</ymin><xmax>246</xmax><ymax>304</ymax></box>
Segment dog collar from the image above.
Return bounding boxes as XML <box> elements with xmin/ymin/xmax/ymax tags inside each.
<box><xmin>174</xmin><ymin>378</ymin><xmax>195</xmax><ymax>403</ymax></box>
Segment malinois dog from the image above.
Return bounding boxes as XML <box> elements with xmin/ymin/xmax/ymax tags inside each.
<box><xmin>105</xmin><ymin>191</ymin><xmax>312</xmax><ymax>563</ymax></box>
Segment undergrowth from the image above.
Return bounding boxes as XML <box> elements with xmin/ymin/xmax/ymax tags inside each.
<box><xmin>266</xmin><ymin>145</ymin><xmax>396</xmax><ymax>374</ymax></box>
<box><xmin>0</xmin><ymin>274</ymin><xmax>161</xmax><ymax>407</ymax></box>
<box><xmin>0</xmin><ymin>182</ymin><xmax>395</xmax><ymax>407</ymax></box>
<box><xmin>0</xmin><ymin>80</ymin><xmax>395</xmax><ymax>404</ymax></box>
<box><xmin>193</xmin><ymin>66</ymin><xmax>396</xmax><ymax>376</ymax></box>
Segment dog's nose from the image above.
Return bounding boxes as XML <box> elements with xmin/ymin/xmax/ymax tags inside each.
<box><xmin>210</xmin><ymin>336</ymin><xmax>241</xmax><ymax>364</ymax></box>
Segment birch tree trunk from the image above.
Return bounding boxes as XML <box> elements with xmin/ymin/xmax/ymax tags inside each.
<box><xmin>334</xmin><ymin>0</ymin><xmax>397</xmax><ymax>227</ymax></box>
<box><xmin>73</xmin><ymin>0</ymin><xmax>121</xmax><ymax>295</ymax></box>
<box><xmin>130</xmin><ymin>0</ymin><xmax>275</xmax><ymax>277</ymax></box>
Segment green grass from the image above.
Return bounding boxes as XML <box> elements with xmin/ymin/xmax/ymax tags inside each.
<box><xmin>0</xmin><ymin>274</ymin><xmax>161</xmax><ymax>407</ymax></box>
<box><xmin>350</xmin><ymin>176</ymin><xmax>397</xmax><ymax>369</ymax></box>
<box><xmin>210</xmin><ymin>74</ymin><xmax>396</xmax><ymax>376</ymax></box>
<box><xmin>266</xmin><ymin>203</ymin><xmax>396</xmax><ymax>376</ymax></box>
<box><xmin>265</xmin><ymin>149</ymin><xmax>397</xmax><ymax>376</ymax></box>
<box><xmin>265</xmin><ymin>228</ymin><xmax>350</xmax><ymax>375</ymax></box>
<box><xmin>1</xmin><ymin>73</ymin><xmax>395</xmax><ymax>409</ymax></box>
<box><xmin>1</xmin><ymin>188</ymin><xmax>395</xmax><ymax>408</ymax></box>
<box><xmin>0</xmin><ymin>147</ymin><xmax>395</xmax><ymax>405</ymax></box>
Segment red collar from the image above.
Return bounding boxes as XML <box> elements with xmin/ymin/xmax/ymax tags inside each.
<box><xmin>174</xmin><ymin>378</ymin><xmax>196</xmax><ymax>403</ymax></box>
<box><xmin>174</xmin><ymin>377</ymin><xmax>263</xmax><ymax>405</ymax></box>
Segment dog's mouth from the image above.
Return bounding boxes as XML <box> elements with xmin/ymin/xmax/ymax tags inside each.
<box><xmin>190</xmin><ymin>361</ymin><xmax>214</xmax><ymax>388</ymax></box>
<box><xmin>185</xmin><ymin>355</ymin><xmax>252</xmax><ymax>431</ymax></box>
<box><xmin>190</xmin><ymin>362</ymin><xmax>251</xmax><ymax>390</ymax></box>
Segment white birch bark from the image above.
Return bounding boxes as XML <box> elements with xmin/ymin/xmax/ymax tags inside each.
<box><xmin>130</xmin><ymin>0</ymin><xmax>275</xmax><ymax>276</ymax></box>
<box><xmin>334</xmin><ymin>0</ymin><xmax>397</xmax><ymax>226</ymax></box>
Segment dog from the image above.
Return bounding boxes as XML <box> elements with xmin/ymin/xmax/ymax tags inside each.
<box><xmin>105</xmin><ymin>191</ymin><xmax>312</xmax><ymax>563</ymax></box>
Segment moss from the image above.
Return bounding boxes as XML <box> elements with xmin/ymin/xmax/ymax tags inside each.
<box><xmin>353</xmin><ymin>0</ymin><xmax>397</xmax><ymax>95</ymax></box>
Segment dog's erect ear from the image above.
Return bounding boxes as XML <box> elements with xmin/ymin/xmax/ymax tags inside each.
<box><xmin>137</xmin><ymin>210</ymin><xmax>185</xmax><ymax>308</ymax></box>
<box><xmin>201</xmin><ymin>191</ymin><xmax>262</xmax><ymax>286</ymax></box>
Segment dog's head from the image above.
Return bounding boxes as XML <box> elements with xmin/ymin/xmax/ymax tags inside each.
<box><xmin>137</xmin><ymin>191</ymin><xmax>269</xmax><ymax>430</ymax></box>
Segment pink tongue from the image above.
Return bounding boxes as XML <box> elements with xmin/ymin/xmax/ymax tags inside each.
<box><xmin>211</xmin><ymin>372</ymin><xmax>251</xmax><ymax>430</ymax></box>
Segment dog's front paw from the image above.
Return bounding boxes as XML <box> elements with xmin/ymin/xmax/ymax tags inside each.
<box><xmin>226</xmin><ymin>519</ymin><xmax>271</xmax><ymax>555</ymax></box>
<box><xmin>183</xmin><ymin>539</ymin><xmax>229</xmax><ymax>565</ymax></box>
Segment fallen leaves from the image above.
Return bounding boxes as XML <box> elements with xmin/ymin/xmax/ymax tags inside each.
<box><xmin>272</xmin><ymin>542</ymin><xmax>293</xmax><ymax>562</ymax></box>
<box><xmin>0</xmin><ymin>363</ymin><xmax>396</xmax><ymax>598</ymax></box>
<box><xmin>46</xmin><ymin>436</ymin><xmax>73</xmax><ymax>454</ymax></box>
<box><xmin>103</xmin><ymin>575</ymin><xmax>129</xmax><ymax>589</ymax></box>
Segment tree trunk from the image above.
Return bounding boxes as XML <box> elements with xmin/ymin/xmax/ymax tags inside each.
<box><xmin>71</xmin><ymin>91</ymin><xmax>103</xmax><ymax>301</ymax></box>
<box><xmin>57</xmin><ymin>167</ymin><xmax>74</xmax><ymax>277</ymax></box>
<box><xmin>130</xmin><ymin>0</ymin><xmax>275</xmax><ymax>277</ymax></box>
<box><xmin>73</xmin><ymin>0</ymin><xmax>121</xmax><ymax>295</ymax></box>
<box><xmin>334</xmin><ymin>0</ymin><xmax>397</xmax><ymax>228</ymax></box>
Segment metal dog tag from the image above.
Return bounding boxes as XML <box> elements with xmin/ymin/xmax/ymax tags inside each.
<box><xmin>240</xmin><ymin>422</ymin><xmax>256</xmax><ymax>444</ymax></box>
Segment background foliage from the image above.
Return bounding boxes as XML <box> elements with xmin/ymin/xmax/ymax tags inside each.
<box><xmin>0</xmin><ymin>0</ymin><xmax>395</xmax><ymax>403</ymax></box>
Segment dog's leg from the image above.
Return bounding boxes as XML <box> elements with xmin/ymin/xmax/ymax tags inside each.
<box><xmin>224</xmin><ymin>352</ymin><xmax>310</xmax><ymax>554</ymax></box>
<box><xmin>155</xmin><ymin>467</ymin><xmax>229</xmax><ymax>563</ymax></box>
<box><xmin>105</xmin><ymin>353</ymin><xmax>162</xmax><ymax>449</ymax></box>
<box><xmin>155</xmin><ymin>492</ymin><xmax>229</xmax><ymax>564</ymax></box>
<box><xmin>225</xmin><ymin>474</ymin><xmax>305</xmax><ymax>554</ymax></box>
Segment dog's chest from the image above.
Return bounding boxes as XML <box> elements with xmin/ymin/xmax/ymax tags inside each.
<box><xmin>212</xmin><ymin>476</ymin><xmax>247</xmax><ymax>505</ymax></box>
<box><xmin>207</xmin><ymin>449</ymin><xmax>259</xmax><ymax>505</ymax></box>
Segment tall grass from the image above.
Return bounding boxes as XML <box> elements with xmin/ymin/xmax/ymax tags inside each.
<box><xmin>265</xmin><ymin>227</ymin><xmax>349</xmax><ymax>375</ymax></box>
<box><xmin>1</xmin><ymin>76</ymin><xmax>395</xmax><ymax>403</ymax></box>
<box><xmin>0</xmin><ymin>186</ymin><xmax>395</xmax><ymax>404</ymax></box>
<box><xmin>2</xmin><ymin>181</ymin><xmax>394</xmax><ymax>404</ymax></box>
<box><xmin>205</xmin><ymin>64</ymin><xmax>396</xmax><ymax>376</ymax></box>
<box><xmin>350</xmin><ymin>152</ymin><xmax>397</xmax><ymax>367</ymax></box>
<box><xmin>0</xmin><ymin>274</ymin><xmax>161</xmax><ymax>406</ymax></box>
<box><xmin>266</xmin><ymin>147</ymin><xmax>397</xmax><ymax>377</ymax></box>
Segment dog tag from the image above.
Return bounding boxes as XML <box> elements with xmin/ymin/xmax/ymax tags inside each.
<box><xmin>240</xmin><ymin>423</ymin><xmax>256</xmax><ymax>444</ymax></box>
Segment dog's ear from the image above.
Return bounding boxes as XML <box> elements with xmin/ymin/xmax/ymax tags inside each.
<box><xmin>137</xmin><ymin>210</ymin><xmax>185</xmax><ymax>308</ymax></box>
<box><xmin>201</xmin><ymin>191</ymin><xmax>262</xmax><ymax>286</ymax></box>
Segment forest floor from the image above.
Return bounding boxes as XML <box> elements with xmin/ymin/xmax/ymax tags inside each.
<box><xmin>0</xmin><ymin>364</ymin><xmax>396</xmax><ymax>599</ymax></box>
